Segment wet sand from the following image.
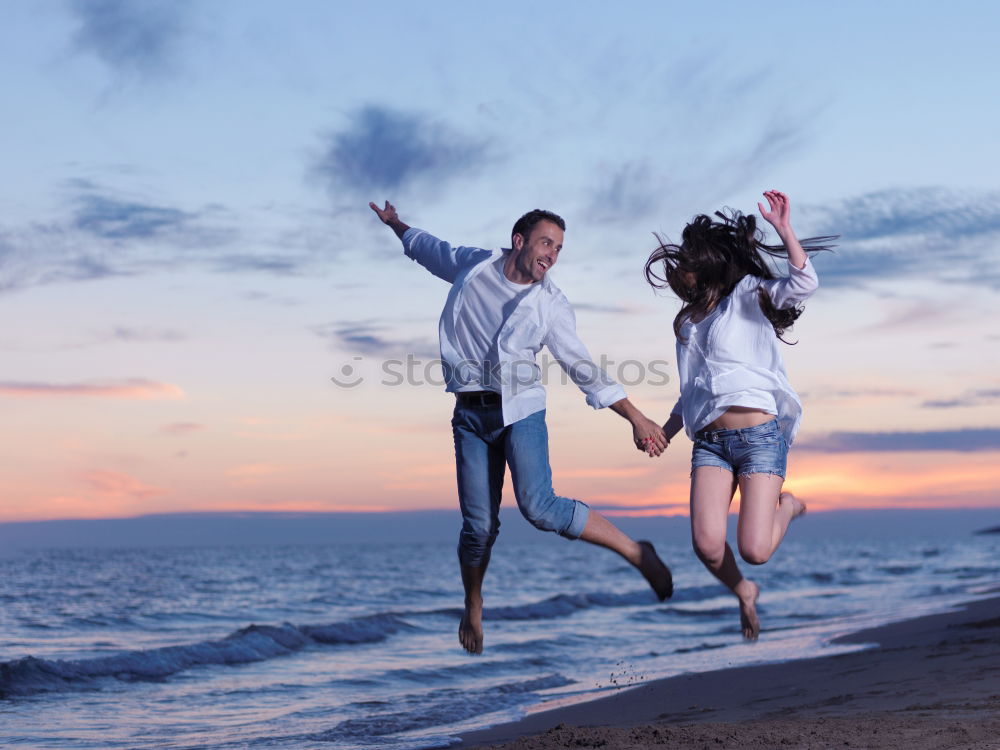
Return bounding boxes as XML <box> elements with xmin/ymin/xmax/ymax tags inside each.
<box><xmin>457</xmin><ymin>594</ymin><xmax>1000</xmax><ymax>749</ymax></box>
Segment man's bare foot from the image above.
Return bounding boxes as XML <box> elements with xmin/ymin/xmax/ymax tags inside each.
<box><xmin>781</xmin><ymin>491</ymin><xmax>807</xmax><ymax>520</ymax></box>
<box><xmin>638</xmin><ymin>540</ymin><xmax>673</xmax><ymax>601</ymax></box>
<box><xmin>459</xmin><ymin>596</ymin><xmax>483</xmax><ymax>654</ymax></box>
<box><xmin>735</xmin><ymin>579</ymin><xmax>760</xmax><ymax>640</ymax></box>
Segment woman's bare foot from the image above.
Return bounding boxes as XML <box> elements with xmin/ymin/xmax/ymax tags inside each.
<box><xmin>735</xmin><ymin>579</ymin><xmax>760</xmax><ymax>640</ymax></box>
<box><xmin>781</xmin><ymin>491</ymin><xmax>807</xmax><ymax>520</ymax></box>
<box><xmin>638</xmin><ymin>540</ymin><xmax>674</xmax><ymax>600</ymax></box>
<box><xmin>459</xmin><ymin>596</ymin><xmax>484</xmax><ymax>654</ymax></box>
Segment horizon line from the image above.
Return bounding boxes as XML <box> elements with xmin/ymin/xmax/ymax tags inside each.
<box><xmin>2</xmin><ymin>505</ymin><xmax>999</xmax><ymax>526</ymax></box>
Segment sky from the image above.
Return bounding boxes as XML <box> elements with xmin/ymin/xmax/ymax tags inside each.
<box><xmin>1</xmin><ymin>0</ymin><xmax>998</xmax><ymax>523</ymax></box>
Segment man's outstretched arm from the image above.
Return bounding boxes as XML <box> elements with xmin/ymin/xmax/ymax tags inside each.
<box><xmin>369</xmin><ymin>200</ymin><xmax>410</xmax><ymax>239</ymax></box>
<box><xmin>368</xmin><ymin>199</ymin><xmax>491</xmax><ymax>283</ymax></box>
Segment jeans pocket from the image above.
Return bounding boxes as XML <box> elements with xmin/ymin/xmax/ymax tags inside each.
<box><xmin>744</xmin><ymin>422</ymin><xmax>781</xmax><ymax>446</ymax></box>
<box><xmin>451</xmin><ymin>402</ymin><xmax>474</xmax><ymax>431</ymax></box>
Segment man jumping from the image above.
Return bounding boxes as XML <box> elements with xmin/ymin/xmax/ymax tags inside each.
<box><xmin>370</xmin><ymin>201</ymin><xmax>673</xmax><ymax>654</ymax></box>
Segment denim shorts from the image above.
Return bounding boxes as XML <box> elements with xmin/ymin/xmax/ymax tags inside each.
<box><xmin>691</xmin><ymin>419</ymin><xmax>787</xmax><ymax>478</ymax></box>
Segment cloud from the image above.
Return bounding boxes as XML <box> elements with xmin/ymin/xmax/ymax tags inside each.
<box><xmin>82</xmin><ymin>469</ymin><xmax>165</xmax><ymax>499</ymax></box>
<box><xmin>0</xmin><ymin>223</ymin><xmax>126</xmax><ymax>291</ymax></box>
<box><xmin>313</xmin><ymin>105</ymin><xmax>491</xmax><ymax>197</ymax></box>
<box><xmin>160</xmin><ymin>422</ymin><xmax>205</xmax><ymax>435</ymax></box>
<box><xmin>314</xmin><ymin>320</ymin><xmax>438</xmax><ymax>359</ymax></box>
<box><xmin>239</xmin><ymin>290</ymin><xmax>299</xmax><ymax>307</ymax></box>
<box><xmin>73</xmin><ymin>193</ymin><xmax>195</xmax><ymax>240</ymax></box>
<box><xmin>573</xmin><ymin>302</ymin><xmax>643</xmax><ymax>315</ymax></box>
<box><xmin>796</xmin><ymin>428</ymin><xmax>1000</xmax><ymax>452</ymax></box>
<box><xmin>583</xmin><ymin>120</ymin><xmax>814</xmax><ymax>227</ymax></box>
<box><xmin>0</xmin><ymin>378</ymin><xmax>184</xmax><ymax>399</ymax></box>
<box><xmin>580</xmin><ymin>57</ymin><xmax>818</xmax><ymax>224</ymax></box>
<box><xmin>0</xmin><ymin>326</ymin><xmax>188</xmax><ymax>352</ymax></box>
<box><xmin>922</xmin><ymin>389</ymin><xmax>1000</xmax><ymax>409</ymax></box>
<box><xmin>560</xmin><ymin>467</ymin><xmax>654</xmax><ymax>479</ymax></box>
<box><xmin>68</xmin><ymin>184</ymin><xmax>233</xmax><ymax>248</ymax></box>
<box><xmin>723</xmin><ymin>118</ymin><xmax>813</xmax><ymax>199</ymax></box>
<box><xmin>811</xmin><ymin>188</ymin><xmax>1000</xmax><ymax>242</ymax></box>
<box><xmin>226</xmin><ymin>464</ymin><xmax>284</xmax><ymax>477</ymax></box>
<box><xmin>0</xmin><ymin>181</ymin><xmax>322</xmax><ymax>293</ymax></box>
<box><xmin>226</xmin><ymin>464</ymin><xmax>287</xmax><ymax>486</ymax></box>
<box><xmin>68</xmin><ymin>0</ymin><xmax>189</xmax><ymax>77</ymax></box>
<box><xmin>798</xmin><ymin>386</ymin><xmax>920</xmax><ymax>401</ymax></box>
<box><xmin>584</xmin><ymin>162</ymin><xmax>662</xmax><ymax>224</ymax></box>
<box><xmin>210</xmin><ymin>254</ymin><xmax>308</xmax><ymax>275</ymax></box>
<box><xmin>801</xmin><ymin>187</ymin><xmax>1000</xmax><ymax>288</ymax></box>
<box><xmin>109</xmin><ymin>326</ymin><xmax>186</xmax><ymax>343</ymax></box>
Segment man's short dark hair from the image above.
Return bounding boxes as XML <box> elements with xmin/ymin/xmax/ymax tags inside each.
<box><xmin>511</xmin><ymin>209</ymin><xmax>565</xmax><ymax>242</ymax></box>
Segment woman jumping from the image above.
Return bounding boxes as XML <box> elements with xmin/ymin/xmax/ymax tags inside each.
<box><xmin>645</xmin><ymin>191</ymin><xmax>836</xmax><ymax>640</ymax></box>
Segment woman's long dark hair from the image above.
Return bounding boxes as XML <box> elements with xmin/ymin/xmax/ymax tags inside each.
<box><xmin>644</xmin><ymin>210</ymin><xmax>836</xmax><ymax>343</ymax></box>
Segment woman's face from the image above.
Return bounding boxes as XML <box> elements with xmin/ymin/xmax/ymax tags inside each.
<box><xmin>679</xmin><ymin>270</ymin><xmax>697</xmax><ymax>290</ymax></box>
<box><xmin>668</xmin><ymin>266</ymin><xmax>698</xmax><ymax>299</ymax></box>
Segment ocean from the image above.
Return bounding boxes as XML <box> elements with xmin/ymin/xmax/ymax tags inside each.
<box><xmin>1</xmin><ymin>510</ymin><xmax>998</xmax><ymax>749</ymax></box>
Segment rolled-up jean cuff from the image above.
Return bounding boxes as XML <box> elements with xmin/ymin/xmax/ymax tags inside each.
<box><xmin>457</xmin><ymin>546</ymin><xmax>491</xmax><ymax>568</ymax></box>
<box><xmin>562</xmin><ymin>500</ymin><xmax>590</xmax><ymax>539</ymax></box>
<box><xmin>457</xmin><ymin>533</ymin><xmax>496</xmax><ymax>568</ymax></box>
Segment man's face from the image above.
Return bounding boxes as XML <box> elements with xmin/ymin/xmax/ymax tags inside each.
<box><xmin>511</xmin><ymin>220</ymin><xmax>563</xmax><ymax>283</ymax></box>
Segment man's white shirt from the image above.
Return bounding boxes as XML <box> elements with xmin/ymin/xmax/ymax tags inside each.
<box><xmin>452</xmin><ymin>254</ymin><xmax>532</xmax><ymax>392</ymax></box>
<box><xmin>403</xmin><ymin>228</ymin><xmax>626</xmax><ymax>426</ymax></box>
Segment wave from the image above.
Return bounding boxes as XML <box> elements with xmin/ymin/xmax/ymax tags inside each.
<box><xmin>485</xmin><ymin>593</ymin><xmax>628</xmax><ymax>621</ymax></box>
<box><xmin>68</xmin><ymin>615</ymin><xmax>138</xmax><ymax>628</ymax></box>
<box><xmin>666</xmin><ymin>606</ymin><xmax>738</xmax><ymax>618</ymax></box>
<box><xmin>382</xmin><ymin>654</ymin><xmax>564</xmax><ymax>686</ymax></box>
<box><xmin>0</xmin><ymin>582</ymin><xmax>702</xmax><ymax>697</ymax></box>
<box><xmin>673</xmin><ymin>642</ymin><xmax>727</xmax><ymax>654</ymax></box>
<box><xmin>0</xmin><ymin>613</ymin><xmax>412</xmax><ymax>698</ymax></box>
<box><xmin>300</xmin><ymin>614</ymin><xmax>412</xmax><ymax>645</ymax></box>
<box><xmin>879</xmin><ymin>565</ymin><xmax>921</xmax><ymax>576</ymax></box>
<box><xmin>668</xmin><ymin>584</ymin><xmax>732</xmax><ymax>603</ymax></box>
<box><xmin>935</xmin><ymin>565</ymin><xmax>1000</xmax><ymax>580</ymax></box>
<box><xmin>321</xmin><ymin>674</ymin><xmax>572</xmax><ymax>740</ymax></box>
<box><xmin>420</xmin><ymin>584</ymin><xmax>725</xmax><ymax>623</ymax></box>
<box><xmin>141</xmin><ymin>610</ymin><xmax>246</xmax><ymax>623</ymax></box>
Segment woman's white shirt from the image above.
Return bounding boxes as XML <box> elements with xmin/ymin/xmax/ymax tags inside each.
<box><xmin>671</xmin><ymin>259</ymin><xmax>819</xmax><ymax>445</ymax></box>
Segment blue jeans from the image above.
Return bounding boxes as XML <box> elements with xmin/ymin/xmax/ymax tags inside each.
<box><xmin>691</xmin><ymin>419</ymin><xmax>788</xmax><ymax>478</ymax></box>
<box><xmin>451</xmin><ymin>403</ymin><xmax>590</xmax><ymax>567</ymax></box>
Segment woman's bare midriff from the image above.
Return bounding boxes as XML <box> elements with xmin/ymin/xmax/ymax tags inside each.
<box><xmin>704</xmin><ymin>407</ymin><xmax>775</xmax><ymax>431</ymax></box>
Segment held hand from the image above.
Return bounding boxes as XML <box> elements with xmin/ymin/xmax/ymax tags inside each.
<box><xmin>369</xmin><ymin>200</ymin><xmax>399</xmax><ymax>225</ymax></box>
<box><xmin>758</xmin><ymin>190</ymin><xmax>792</xmax><ymax>235</ymax></box>
<box><xmin>632</xmin><ymin>417</ymin><xmax>668</xmax><ymax>458</ymax></box>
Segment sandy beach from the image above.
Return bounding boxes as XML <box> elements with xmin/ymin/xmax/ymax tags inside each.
<box><xmin>457</xmin><ymin>594</ymin><xmax>1000</xmax><ymax>749</ymax></box>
